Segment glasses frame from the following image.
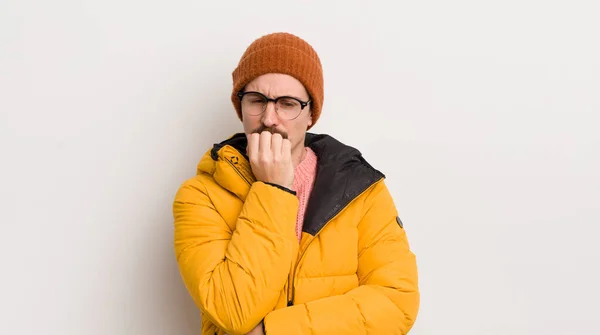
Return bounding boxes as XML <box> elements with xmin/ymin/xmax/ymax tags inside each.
<box><xmin>236</xmin><ymin>91</ymin><xmax>311</xmax><ymax>120</ymax></box>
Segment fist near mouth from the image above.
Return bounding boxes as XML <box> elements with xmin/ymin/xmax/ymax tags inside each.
<box><xmin>247</xmin><ymin>131</ymin><xmax>294</xmax><ymax>190</ymax></box>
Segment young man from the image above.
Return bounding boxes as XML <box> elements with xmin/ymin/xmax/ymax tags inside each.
<box><xmin>173</xmin><ymin>32</ymin><xmax>419</xmax><ymax>335</ymax></box>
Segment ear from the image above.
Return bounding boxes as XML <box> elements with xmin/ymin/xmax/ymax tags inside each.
<box><xmin>307</xmin><ymin>109</ymin><xmax>313</xmax><ymax>128</ymax></box>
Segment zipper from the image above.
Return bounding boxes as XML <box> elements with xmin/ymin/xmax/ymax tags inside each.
<box><xmin>286</xmin><ymin>233</ymin><xmax>300</xmax><ymax>306</ymax></box>
<box><xmin>287</xmin><ymin>219</ymin><xmax>332</xmax><ymax>306</ymax></box>
<box><xmin>286</xmin><ymin>253</ymin><xmax>296</xmax><ymax>306</ymax></box>
<box><xmin>287</xmin><ymin>177</ymin><xmax>385</xmax><ymax>306</ymax></box>
<box><xmin>224</xmin><ymin>156</ymin><xmax>252</xmax><ymax>186</ymax></box>
<box><xmin>287</xmin><ymin>229</ymin><xmax>320</xmax><ymax>306</ymax></box>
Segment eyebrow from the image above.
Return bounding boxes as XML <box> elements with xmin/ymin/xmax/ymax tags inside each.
<box><xmin>245</xmin><ymin>90</ymin><xmax>309</xmax><ymax>102</ymax></box>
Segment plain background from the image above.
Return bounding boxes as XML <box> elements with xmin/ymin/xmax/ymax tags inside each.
<box><xmin>1</xmin><ymin>0</ymin><xmax>599</xmax><ymax>334</ymax></box>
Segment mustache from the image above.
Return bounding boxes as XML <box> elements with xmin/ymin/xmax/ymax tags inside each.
<box><xmin>250</xmin><ymin>125</ymin><xmax>288</xmax><ymax>139</ymax></box>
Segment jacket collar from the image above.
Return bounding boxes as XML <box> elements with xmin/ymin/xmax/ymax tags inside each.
<box><xmin>204</xmin><ymin>132</ymin><xmax>385</xmax><ymax>236</ymax></box>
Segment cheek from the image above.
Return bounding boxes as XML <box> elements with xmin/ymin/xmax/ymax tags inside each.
<box><xmin>242</xmin><ymin>116</ymin><xmax>260</xmax><ymax>133</ymax></box>
<box><xmin>284</xmin><ymin>119</ymin><xmax>308</xmax><ymax>143</ymax></box>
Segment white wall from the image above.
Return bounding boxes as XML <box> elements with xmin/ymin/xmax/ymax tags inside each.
<box><xmin>1</xmin><ymin>0</ymin><xmax>599</xmax><ymax>334</ymax></box>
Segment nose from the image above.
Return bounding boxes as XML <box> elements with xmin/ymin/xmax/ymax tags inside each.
<box><xmin>261</xmin><ymin>101</ymin><xmax>279</xmax><ymax>127</ymax></box>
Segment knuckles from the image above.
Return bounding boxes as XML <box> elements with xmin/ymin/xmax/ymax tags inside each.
<box><xmin>258</xmin><ymin>155</ymin><xmax>271</xmax><ymax>165</ymax></box>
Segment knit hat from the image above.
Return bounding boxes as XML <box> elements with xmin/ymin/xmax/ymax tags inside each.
<box><xmin>231</xmin><ymin>32</ymin><xmax>324</xmax><ymax>129</ymax></box>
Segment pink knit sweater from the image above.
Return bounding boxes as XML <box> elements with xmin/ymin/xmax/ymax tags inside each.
<box><xmin>292</xmin><ymin>147</ymin><xmax>318</xmax><ymax>241</ymax></box>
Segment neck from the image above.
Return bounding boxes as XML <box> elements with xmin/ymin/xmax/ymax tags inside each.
<box><xmin>292</xmin><ymin>146</ymin><xmax>306</xmax><ymax>168</ymax></box>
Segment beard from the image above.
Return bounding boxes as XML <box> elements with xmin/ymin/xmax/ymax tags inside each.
<box><xmin>250</xmin><ymin>125</ymin><xmax>289</xmax><ymax>140</ymax></box>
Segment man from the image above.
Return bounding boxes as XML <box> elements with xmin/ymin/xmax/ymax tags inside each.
<box><xmin>173</xmin><ymin>32</ymin><xmax>419</xmax><ymax>335</ymax></box>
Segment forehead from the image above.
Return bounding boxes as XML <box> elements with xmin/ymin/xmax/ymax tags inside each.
<box><xmin>245</xmin><ymin>73</ymin><xmax>308</xmax><ymax>98</ymax></box>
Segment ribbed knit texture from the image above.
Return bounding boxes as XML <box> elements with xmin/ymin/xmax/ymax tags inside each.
<box><xmin>231</xmin><ymin>32</ymin><xmax>324</xmax><ymax>130</ymax></box>
<box><xmin>292</xmin><ymin>147</ymin><xmax>318</xmax><ymax>241</ymax></box>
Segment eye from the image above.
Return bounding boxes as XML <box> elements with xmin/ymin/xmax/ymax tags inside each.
<box><xmin>279</xmin><ymin>98</ymin><xmax>299</xmax><ymax>108</ymax></box>
<box><xmin>244</xmin><ymin>93</ymin><xmax>266</xmax><ymax>104</ymax></box>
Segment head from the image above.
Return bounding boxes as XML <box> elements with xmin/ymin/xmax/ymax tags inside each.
<box><xmin>231</xmin><ymin>32</ymin><xmax>324</xmax><ymax>153</ymax></box>
<box><xmin>238</xmin><ymin>73</ymin><xmax>312</xmax><ymax>153</ymax></box>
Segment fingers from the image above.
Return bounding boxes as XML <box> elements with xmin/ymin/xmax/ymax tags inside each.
<box><xmin>282</xmin><ymin>138</ymin><xmax>292</xmax><ymax>162</ymax></box>
<box><xmin>247</xmin><ymin>132</ymin><xmax>260</xmax><ymax>159</ymax></box>
<box><xmin>259</xmin><ymin>131</ymin><xmax>272</xmax><ymax>158</ymax></box>
<box><xmin>271</xmin><ymin>133</ymin><xmax>282</xmax><ymax>160</ymax></box>
<box><xmin>248</xmin><ymin>130</ymin><xmax>290</xmax><ymax>164</ymax></box>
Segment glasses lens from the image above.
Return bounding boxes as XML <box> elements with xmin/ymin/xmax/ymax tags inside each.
<box><xmin>241</xmin><ymin>93</ymin><xmax>266</xmax><ymax>115</ymax></box>
<box><xmin>276</xmin><ymin>97</ymin><xmax>302</xmax><ymax>120</ymax></box>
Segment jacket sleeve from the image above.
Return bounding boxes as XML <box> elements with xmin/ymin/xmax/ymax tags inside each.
<box><xmin>173</xmin><ymin>179</ymin><xmax>299</xmax><ymax>335</ymax></box>
<box><xmin>263</xmin><ymin>181</ymin><xmax>420</xmax><ymax>334</ymax></box>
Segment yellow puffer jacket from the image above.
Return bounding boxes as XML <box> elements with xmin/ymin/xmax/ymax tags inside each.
<box><xmin>173</xmin><ymin>133</ymin><xmax>419</xmax><ymax>335</ymax></box>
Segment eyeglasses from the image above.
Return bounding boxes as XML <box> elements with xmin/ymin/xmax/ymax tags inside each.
<box><xmin>237</xmin><ymin>91</ymin><xmax>311</xmax><ymax>120</ymax></box>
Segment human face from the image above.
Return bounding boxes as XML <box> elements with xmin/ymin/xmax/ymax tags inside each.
<box><xmin>241</xmin><ymin>73</ymin><xmax>313</xmax><ymax>156</ymax></box>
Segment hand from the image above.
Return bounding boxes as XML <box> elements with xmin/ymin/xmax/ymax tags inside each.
<box><xmin>248</xmin><ymin>131</ymin><xmax>294</xmax><ymax>189</ymax></box>
<box><xmin>244</xmin><ymin>321</ymin><xmax>265</xmax><ymax>335</ymax></box>
<box><xmin>223</xmin><ymin>321</ymin><xmax>264</xmax><ymax>335</ymax></box>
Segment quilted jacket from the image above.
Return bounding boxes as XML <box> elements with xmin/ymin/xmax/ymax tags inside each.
<box><xmin>173</xmin><ymin>133</ymin><xmax>419</xmax><ymax>335</ymax></box>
